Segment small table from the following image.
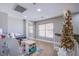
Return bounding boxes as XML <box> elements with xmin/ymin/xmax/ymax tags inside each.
<box><xmin>21</xmin><ymin>40</ymin><xmax>36</xmax><ymax>55</ymax></box>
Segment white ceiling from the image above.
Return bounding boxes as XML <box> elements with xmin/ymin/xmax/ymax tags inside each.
<box><xmin>0</xmin><ymin>3</ymin><xmax>79</xmax><ymax>21</ymax></box>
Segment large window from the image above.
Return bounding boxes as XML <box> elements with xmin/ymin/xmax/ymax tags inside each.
<box><xmin>29</xmin><ymin>25</ymin><xmax>33</xmax><ymax>34</ymax></box>
<box><xmin>38</xmin><ymin>23</ymin><xmax>54</xmax><ymax>38</ymax></box>
<box><xmin>46</xmin><ymin>23</ymin><xmax>53</xmax><ymax>38</ymax></box>
<box><xmin>38</xmin><ymin>24</ymin><xmax>45</xmax><ymax>37</ymax></box>
<box><xmin>28</xmin><ymin>23</ymin><xmax>34</xmax><ymax>39</ymax></box>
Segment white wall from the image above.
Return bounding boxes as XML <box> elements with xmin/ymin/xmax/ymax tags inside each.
<box><xmin>0</xmin><ymin>12</ymin><xmax>8</xmax><ymax>34</ymax></box>
<box><xmin>8</xmin><ymin>16</ymin><xmax>23</xmax><ymax>34</ymax></box>
<box><xmin>72</xmin><ymin>14</ymin><xmax>79</xmax><ymax>34</ymax></box>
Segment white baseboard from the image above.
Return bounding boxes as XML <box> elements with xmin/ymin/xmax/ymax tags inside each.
<box><xmin>36</xmin><ymin>39</ymin><xmax>53</xmax><ymax>44</ymax></box>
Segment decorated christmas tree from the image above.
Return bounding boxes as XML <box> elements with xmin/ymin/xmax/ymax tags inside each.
<box><xmin>61</xmin><ymin>10</ymin><xmax>76</xmax><ymax>51</ymax></box>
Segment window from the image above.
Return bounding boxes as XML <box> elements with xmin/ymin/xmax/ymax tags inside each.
<box><xmin>0</xmin><ymin>28</ymin><xmax>3</xmax><ymax>34</ymax></box>
<box><xmin>28</xmin><ymin>23</ymin><xmax>34</xmax><ymax>38</ymax></box>
<box><xmin>46</xmin><ymin>23</ymin><xmax>53</xmax><ymax>38</ymax></box>
<box><xmin>38</xmin><ymin>23</ymin><xmax>54</xmax><ymax>38</ymax></box>
<box><xmin>29</xmin><ymin>25</ymin><xmax>33</xmax><ymax>34</ymax></box>
<box><xmin>38</xmin><ymin>24</ymin><xmax>45</xmax><ymax>37</ymax></box>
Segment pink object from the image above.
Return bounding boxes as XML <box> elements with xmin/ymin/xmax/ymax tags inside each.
<box><xmin>0</xmin><ymin>35</ymin><xmax>6</xmax><ymax>39</ymax></box>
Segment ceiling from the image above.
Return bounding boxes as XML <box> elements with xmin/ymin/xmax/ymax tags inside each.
<box><xmin>0</xmin><ymin>3</ymin><xmax>79</xmax><ymax>21</ymax></box>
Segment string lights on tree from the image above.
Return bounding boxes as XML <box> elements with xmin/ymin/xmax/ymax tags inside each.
<box><xmin>61</xmin><ymin>10</ymin><xmax>77</xmax><ymax>52</ymax></box>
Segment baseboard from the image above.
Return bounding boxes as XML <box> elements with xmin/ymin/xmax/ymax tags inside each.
<box><xmin>36</xmin><ymin>39</ymin><xmax>53</xmax><ymax>44</ymax></box>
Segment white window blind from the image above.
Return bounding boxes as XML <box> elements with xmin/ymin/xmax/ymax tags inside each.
<box><xmin>38</xmin><ymin>23</ymin><xmax>54</xmax><ymax>38</ymax></box>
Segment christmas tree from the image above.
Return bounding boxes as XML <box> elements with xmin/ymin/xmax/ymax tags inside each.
<box><xmin>61</xmin><ymin>10</ymin><xmax>76</xmax><ymax>50</ymax></box>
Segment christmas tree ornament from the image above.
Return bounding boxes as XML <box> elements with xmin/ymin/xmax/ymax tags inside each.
<box><xmin>61</xmin><ymin>10</ymin><xmax>78</xmax><ymax>55</ymax></box>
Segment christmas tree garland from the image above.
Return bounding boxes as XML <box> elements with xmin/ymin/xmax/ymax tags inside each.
<box><xmin>61</xmin><ymin>10</ymin><xmax>76</xmax><ymax>50</ymax></box>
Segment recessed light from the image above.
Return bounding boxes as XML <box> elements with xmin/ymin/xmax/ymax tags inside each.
<box><xmin>37</xmin><ymin>9</ymin><xmax>41</xmax><ymax>12</ymax></box>
<box><xmin>24</xmin><ymin>16</ymin><xmax>27</xmax><ymax>18</ymax></box>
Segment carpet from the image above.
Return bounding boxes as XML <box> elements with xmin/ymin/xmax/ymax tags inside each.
<box><xmin>24</xmin><ymin>47</ymin><xmax>44</xmax><ymax>56</ymax></box>
<box><xmin>36</xmin><ymin>47</ymin><xmax>44</xmax><ymax>53</ymax></box>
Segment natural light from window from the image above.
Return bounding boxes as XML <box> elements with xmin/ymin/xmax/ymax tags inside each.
<box><xmin>29</xmin><ymin>25</ymin><xmax>33</xmax><ymax>34</ymax></box>
<box><xmin>38</xmin><ymin>23</ymin><xmax>54</xmax><ymax>38</ymax></box>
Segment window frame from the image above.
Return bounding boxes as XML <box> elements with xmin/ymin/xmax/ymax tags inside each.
<box><xmin>38</xmin><ymin>24</ymin><xmax>46</xmax><ymax>37</ymax></box>
<box><xmin>38</xmin><ymin>23</ymin><xmax>54</xmax><ymax>39</ymax></box>
<box><xmin>29</xmin><ymin>24</ymin><xmax>34</xmax><ymax>35</ymax></box>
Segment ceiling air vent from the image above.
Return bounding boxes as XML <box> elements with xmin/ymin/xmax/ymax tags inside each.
<box><xmin>14</xmin><ymin>5</ymin><xmax>26</xmax><ymax>13</ymax></box>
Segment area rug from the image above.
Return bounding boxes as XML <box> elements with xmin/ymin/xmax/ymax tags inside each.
<box><xmin>31</xmin><ymin>47</ymin><xmax>44</xmax><ymax>56</ymax></box>
<box><xmin>25</xmin><ymin>47</ymin><xmax>44</xmax><ymax>56</ymax></box>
